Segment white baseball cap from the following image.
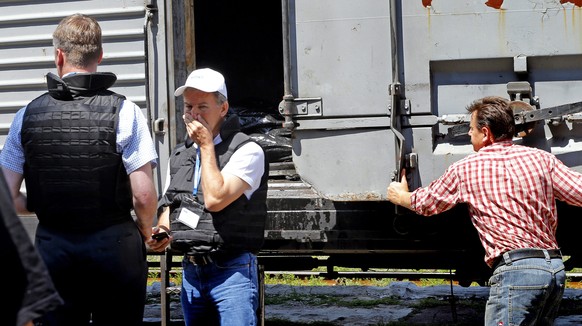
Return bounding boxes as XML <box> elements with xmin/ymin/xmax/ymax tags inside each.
<box><xmin>174</xmin><ymin>68</ymin><xmax>228</xmax><ymax>98</ymax></box>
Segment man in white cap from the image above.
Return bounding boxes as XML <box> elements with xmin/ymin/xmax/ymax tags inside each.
<box><xmin>148</xmin><ymin>68</ymin><xmax>268</xmax><ymax>325</ymax></box>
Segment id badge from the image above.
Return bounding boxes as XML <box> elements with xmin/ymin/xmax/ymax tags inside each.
<box><xmin>176</xmin><ymin>196</ymin><xmax>205</xmax><ymax>229</ymax></box>
<box><xmin>177</xmin><ymin>208</ymin><xmax>201</xmax><ymax>229</ymax></box>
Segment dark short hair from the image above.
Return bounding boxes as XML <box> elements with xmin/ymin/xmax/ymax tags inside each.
<box><xmin>466</xmin><ymin>96</ymin><xmax>515</xmax><ymax>141</ymax></box>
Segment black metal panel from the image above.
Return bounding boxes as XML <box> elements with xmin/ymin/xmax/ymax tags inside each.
<box><xmin>261</xmin><ymin>177</ymin><xmax>582</xmax><ymax>285</ymax></box>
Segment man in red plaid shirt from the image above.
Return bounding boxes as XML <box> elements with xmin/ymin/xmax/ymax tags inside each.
<box><xmin>387</xmin><ymin>96</ymin><xmax>582</xmax><ymax>325</ymax></box>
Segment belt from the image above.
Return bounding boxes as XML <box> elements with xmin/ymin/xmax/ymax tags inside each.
<box><xmin>186</xmin><ymin>252</ymin><xmax>239</xmax><ymax>266</ymax></box>
<box><xmin>493</xmin><ymin>248</ymin><xmax>562</xmax><ymax>270</ymax></box>
<box><xmin>188</xmin><ymin>254</ymin><xmax>213</xmax><ymax>266</ymax></box>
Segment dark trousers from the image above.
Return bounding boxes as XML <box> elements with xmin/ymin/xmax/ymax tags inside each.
<box><xmin>35</xmin><ymin>220</ymin><xmax>148</xmax><ymax>326</ymax></box>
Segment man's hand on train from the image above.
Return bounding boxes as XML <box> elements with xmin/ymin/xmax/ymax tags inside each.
<box><xmin>387</xmin><ymin>169</ymin><xmax>411</xmax><ymax>208</ymax></box>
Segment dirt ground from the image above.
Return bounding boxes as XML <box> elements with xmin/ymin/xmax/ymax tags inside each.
<box><xmin>264</xmin><ymin>282</ymin><xmax>486</xmax><ymax>325</ymax></box>
<box><xmin>144</xmin><ymin>281</ymin><xmax>582</xmax><ymax>325</ymax></box>
<box><xmin>264</xmin><ymin>282</ymin><xmax>582</xmax><ymax>325</ymax></box>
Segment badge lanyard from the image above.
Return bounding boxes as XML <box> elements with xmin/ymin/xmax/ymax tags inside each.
<box><xmin>192</xmin><ymin>147</ymin><xmax>201</xmax><ymax>195</ymax></box>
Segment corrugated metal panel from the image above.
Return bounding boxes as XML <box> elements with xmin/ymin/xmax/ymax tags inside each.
<box><xmin>0</xmin><ymin>0</ymin><xmax>148</xmax><ymax>150</ymax></box>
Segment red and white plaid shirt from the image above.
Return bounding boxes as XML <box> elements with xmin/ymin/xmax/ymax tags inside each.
<box><xmin>411</xmin><ymin>141</ymin><xmax>582</xmax><ymax>267</ymax></box>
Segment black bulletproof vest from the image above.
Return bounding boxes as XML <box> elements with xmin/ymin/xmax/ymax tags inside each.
<box><xmin>21</xmin><ymin>72</ymin><xmax>133</xmax><ymax>231</ymax></box>
<box><xmin>158</xmin><ymin>115</ymin><xmax>269</xmax><ymax>255</ymax></box>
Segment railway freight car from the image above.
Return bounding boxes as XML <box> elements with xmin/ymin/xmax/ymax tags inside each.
<box><xmin>255</xmin><ymin>0</ymin><xmax>582</xmax><ymax>287</ymax></box>
<box><xmin>2</xmin><ymin>0</ymin><xmax>582</xmax><ymax>323</ymax></box>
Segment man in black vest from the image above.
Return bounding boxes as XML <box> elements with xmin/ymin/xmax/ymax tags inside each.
<box><xmin>0</xmin><ymin>14</ymin><xmax>158</xmax><ymax>325</ymax></box>
<box><xmin>148</xmin><ymin>68</ymin><xmax>268</xmax><ymax>325</ymax></box>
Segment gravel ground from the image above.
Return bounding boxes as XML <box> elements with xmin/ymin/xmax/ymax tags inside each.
<box><xmin>144</xmin><ymin>281</ymin><xmax>582</xmax><ymax>325</ymax></box>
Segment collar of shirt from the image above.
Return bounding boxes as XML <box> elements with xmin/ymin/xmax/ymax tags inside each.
<box><xmin>62</xmin><ymin>72</ymin><xmax>79</xmax><ymax>78</ymax></box>
<box><xmin>479</xmin><ymin>140</ymin><xmax>513</xmax><ymax>152</ymax></box>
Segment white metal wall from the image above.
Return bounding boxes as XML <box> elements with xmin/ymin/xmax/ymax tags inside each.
<box><xmin>0</xmin><ymin>0</ymin><xmax>148</xmax><ymax>147</ymax></box>
<box><xmin>0</xmin><ymin>0</ymin><xmax>174</xmax><ymax>192</ymax></box>
<box><xmin>290</xmin><ymin>0</ymin><xmax>582</xmax><ymax>199</ymax></box>
<box><xmin>401</xmin><ymin>1</ymin><xmax>582</xmax><ymax>179</ymax></box>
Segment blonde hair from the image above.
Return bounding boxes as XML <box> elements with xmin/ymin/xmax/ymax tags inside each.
<box><xmin>53</xmin><ymin>13</ymin><xmax>102</xmax><ymax>68</ymax></box>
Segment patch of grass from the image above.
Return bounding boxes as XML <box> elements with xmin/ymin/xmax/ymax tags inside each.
<box><xmin>411</xmin><ymin>297</ymin><xmax>485</xmax><ymax>310</ymax></box>
<box><xmin>265</xmin><ymin>264</ymin><xmax>475</xmax><ymax>288</ymax></box>
<box><xmin>265</xmin><ymin>273</ymin><xmax>329</xmax><ymax>286</ymax></box>
<box><xmin>342</xmin><ymin>296</ymin><xmax>401</xmax><ymax>307</ymax></box>
<box><xmin>411</xmin><ymin>297</ymin><xmax>449</xmax><ymax>309</ymax></box>
<box><xmin>264</xmin><ymin>291</ymin><xmax>304</xmax><ymax>305</ymax></box>
<box><xmin>147</xmin><ymin>254</ymin><xmax>183</xmax><ymax>286</ymax></box>
<box><xmin>265</xmin><ymin>272</ymin><xmax>399</xmax><ymax>287</ymax></box>
<box><xmin>414</xmin><ymin>278</ymin><xmax>453</xmax><ymax>286</ymax></box>
<box><xmin>147</xmin><ymin>270</ymin><xmax>182</xmax><ymax>286</ymax></box>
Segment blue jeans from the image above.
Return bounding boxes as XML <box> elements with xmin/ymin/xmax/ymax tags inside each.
<box><xmin>485</xmin><ymin>251</ymin><xmax>566</xmax><ymax>326</ymax></box>
<box><xmin>181</xmin><ymin>252</ymin><xmax>259</xmax><ymax>326</ymax></box>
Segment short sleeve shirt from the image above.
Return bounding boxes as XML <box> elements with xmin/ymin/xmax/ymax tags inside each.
<box><xmin>0</xmin><ymin>99</ymin><xmax>158</xmax><ymax>174</ymax></box>
<box><xmin>161</xmin><ymin>135</ymin><xmax>264</xmax><ymax>200</ymax></box>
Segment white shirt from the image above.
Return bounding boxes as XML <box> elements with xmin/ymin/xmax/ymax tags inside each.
<box><xmin>162</xmin><ymin>134</ymin><xmax>265</xmax><ymax>200</ymax></box>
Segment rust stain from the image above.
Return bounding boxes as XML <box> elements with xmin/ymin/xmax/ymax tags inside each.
<box><xmin>485</xmin><ymin>0</ymin><xmax>504</xmax><ymax>9</ymax></box>
<box><xmin>422</xmin><ymin>0</ymin><xmax>432</xmax><ymax>8</ymax></box>
<box><xmin>333</xmin><ymin>192</ymin><xmax>383</xmax><ymax>201</ymax></box>
<box><xmin>561</xmin><ymin>0</ymin><xmax>582</xmax><ymax>8</ymax></box>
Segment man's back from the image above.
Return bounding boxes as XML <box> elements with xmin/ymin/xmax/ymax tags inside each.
<box><xmin>21</xmin><ymin>73</ymin><xmax>133</xmax><ymax>230</ymax></box>
<box><xmin>0</xmin><ymin>14</ymin><xmax>158</xmax><ymax>326</ymax></box>
<box><xmin>411</xmin><ymin>141</ymin><xmax>571</xmax><ymax>265</ymax></box>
